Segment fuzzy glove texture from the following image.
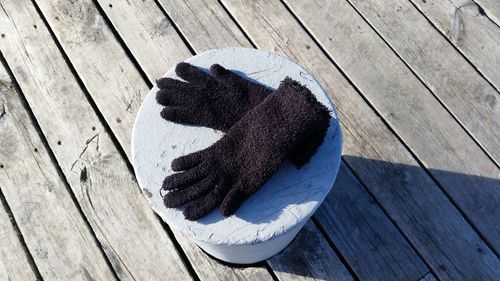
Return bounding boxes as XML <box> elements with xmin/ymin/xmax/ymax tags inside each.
<box><xmin>156</xmin><ymin>62</ymin><xmax>329</xmax><ymax>167</ymax></box>
<box><xmin>156</xmin><ymin>62</ymin><xmax>270</xmax><ymax>131</ymax></box>
<box><xmin>162</xmin><ymin>78</ymin><xmax>331</xmax><ymax>220</ymax></box>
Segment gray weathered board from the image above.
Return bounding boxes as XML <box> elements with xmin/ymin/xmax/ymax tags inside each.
<box><xmin>1</xmin><ymin>0</ymin><xmax>499</xmax><ymax>279</ymax></box>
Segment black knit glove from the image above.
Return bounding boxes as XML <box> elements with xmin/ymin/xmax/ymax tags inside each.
<box><xmin>162</xmin><ymin>78</ymin><xmax>331</xmax><ymax>220</ymax></box>
<box><xmin>156</xmin><ymin>62</ymin><xmax>270</xmax><ymax>131</ymax></box>
<box><xmin>156</xmin><ymin>63</ymin><xmax>327</xmax><ymax>167</ymax></box>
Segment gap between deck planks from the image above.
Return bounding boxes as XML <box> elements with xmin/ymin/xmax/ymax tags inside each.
<box><xmin>407</xmin><ymin>0</ymin><xmax>500</xmax><ymax>92</ymax></box>
<box><xmin>341</xmin><ymin>0</ymin><xmax>500</xmax><ymax>167</ymax></box>
<box><xmin>0</xmin><ymin>76</ymin><xmax>40</xmax><ymax>278</ymax></box>
<box><xmin>0</xmin><ymin>57</ymin><xmax>117</xmax><ymax>280</ymax></box>
<box><xmin>100</xmin><ymin>0</ymin><xmax>431</xmax><ymax>279</ymax></box>
<box><xmin>0</xmin><ymin>0</ymin><xmax>196</xmax><ymax>280</ymax></box>
<box><xmin>473</xmin><ymin>0</ymin><xmax>500</xmax><ymax>26</ymax></box>
<box><xmin>0</xmin><ymin>195</ymin><xmax>38</xmax><ymax>281</ymax></box>
<box><xmin>0</xmin><ymin>64</ymin><xmax>39</xmax><ymax>281</ymax></box>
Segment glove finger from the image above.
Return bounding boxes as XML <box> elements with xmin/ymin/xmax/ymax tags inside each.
<box><xmin>156</xmin><ymin>77</ymin><xmax>190</xmax><ymax>90</ymax></box>
<box><xmin>156</xmin><ymin>87</ymin><xmax>201</xmax><ymax>106</ymax></box>
<box><xmin>210</xmin><ymin>64</ymin><xmax>271</xmax><ymax>95</ymax></box>
<box><xmin>171</xmin><ymin>149</ymin><xmax>205</xmax><ymax>171</ymax></box>
<box><xmin>183</xmin><ymin>178</ymin><xmax>229</xmax><ymax>220</ymax></box>
<box><xmin>160</xmin><ymin>106</ymin><xmax>198</xmax><ymax>125</ymax></box>
<box><xmin>162</xmin><ymin>165</ymin><xmax>208</xmax><ymax>191</ymax></box>
<box><xmin>220</xmin><ymin>180</ymin><xmax>255</xmax><ymax>217</ymax></box>
<box><xmin>164</xmin><ymin>176</ymin><xmax>216</xmax><ymax>207</ymax></box>
<box><xmin>176</xmin><ymin>62</ymin><xmax>212</xmax><ymax>84</ymax></box>
<box><xmin>156</xmin><ymin>89</ymin><xmax>185</xmax><ymax>106</ymax></box>
<box><xmin>210</xmin><ymin>64</ymin><xmax>247</xmax><ymax>89</ymax></box>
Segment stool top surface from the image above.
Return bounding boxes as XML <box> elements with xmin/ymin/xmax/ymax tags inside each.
<box><xmin>132</xmin><ymin>48</ymin><xmax>342</xmax><ymax>245</ymax></box>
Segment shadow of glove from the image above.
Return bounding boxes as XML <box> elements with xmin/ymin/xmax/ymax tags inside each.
<box><xmin>161</xmin><ymin>78</ymin><xmax>331</xmax><ymax>220</ymax></box>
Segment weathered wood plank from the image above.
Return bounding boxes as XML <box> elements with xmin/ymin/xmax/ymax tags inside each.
<box><xmin>342</xmin><ymin>0</ymin><xmax>500</xmax><ymax>165</ymax></box>
<box><xmin>219</xmin><ymin>0</ymin><xmax>500</xmax><ymax>279</ymax></box>
<box><xmin>316</xmin><ymin>162</ymin><xmax>427</xmax><ymax>281</ymax></box>
<box><xmin>0</xmin><ymin>66</ymin><xmax>38</xmax><ymax>281</ymax></box>
<box><xmin>284</xmin><ymin>0</ymin><xmax>500</xmax><ymax>254</ymax></box>
<box><xmin>172</xmin><ymin>232</ymin><xmax>274</xmax><ymax>281</ymax></box>
<box><xmin>408</xmin><ymin>0</ymin><xmax>500</xmax><ymax>91</ymax></box>
<box><xmin>99</xmin><ymin>0</ymin><xmax>433</xmax><ymax>279</ymax></box>
<box><xmin>0</xmin><ymin>162</ymin><xmax>38</xmax><ymax>281</ymax></box>
<box><xmin>268</xmin><ymin>220</ymin><xmax>354</xmax><ymax>281</ymax></box>
<box><xmin>0</xmin><ymin>1</ymin><xmax>193</xmax><ymax>280</ymax></box>
<box><xmin>0</xmin><ymin>53</ymin><xmax>116</xmax><ymax>280</ymax></box>
<box><xmin>156</xmin><ymin>0</ymin><xmax>252</xmax><ymax>52</ymax></box>
<box><xmin>0</xmin><ymin>203</ymin><xmax>38</xmax><ymax>281</ymax></box>
<box><xmin>474</xmin><ymin>0</ymin><xmax>500</xmax><ymax>26</ymax></box>
<box><xmin>95</xmin><ymin>0</ymin><xmax>191</xmax><ymax>83</ymax></box>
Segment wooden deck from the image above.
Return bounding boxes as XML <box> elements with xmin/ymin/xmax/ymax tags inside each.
<box><xmin>0</xmin><ymin>0</ymin><xmax>498</xmax><ymax>280</ymax></box>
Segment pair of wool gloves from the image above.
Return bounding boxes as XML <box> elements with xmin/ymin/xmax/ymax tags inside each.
<box><xmin>156</xmin><ymin>62</ymin><xmax>331</xmax><ymax>220</ymax></box>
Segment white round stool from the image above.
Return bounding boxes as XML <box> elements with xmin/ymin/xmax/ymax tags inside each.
<box><xmin>131</xmin><ymin>48</ymin><xmax>342</xmax><ymax>264</ymax></box>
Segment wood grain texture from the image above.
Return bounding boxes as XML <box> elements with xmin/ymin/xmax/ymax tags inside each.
<box><xmin>220</xmin><ymin>0</ymin><xmax>500</xmax><ymax>280</ymax></box>
<box><xmin>342</xmin><ymin>0</ymin><xmax>500</xmax><ymax>166</ymax></box>
<box><xmin>474</xmin><ymin>0</ymin><xmax>500</xmax><ymax>26</ymax></box>
<box><xmin>0</xmin><ymin>0</ymin><xmax>193</xmax><ymax>280</ymax></box>
<box><xmin>156</xmin><ymin>0</ymin><xmax>252</xmax><ymax>52</ymax></box>
<box><xmin>0</xmin><ymin>203</ymin><xmax>37</xmax><ymax>281</ymax></box>
<box><xmin>0</xmin><ymin>52</ymin><xmax>116</xmax><ymax>280</ymax></box>
<box><xmin>173</xmin><ymin>232</ymin><xmax>275</xmax><ymax>281</ymax></box>
<box><xmin>32</xmin><ymin>0</ymin><xmax>162</xmax><ymax>156</ymax></box>
<box><xmin>316</xmin><ymin>162</ymin><xmax>427</xmax><ymax>281</ymax></box>
<box><xmin>267</xmin><ymin>221</ymin><xmax>354</xmax><ymax>281</ymax></box>
<box><xmin>0</xmin><ymin>66</ymin><xmax>38</xmax><ymax>281</ymax></box>
<box><xmin>79</xmin><ymin>0</ymin><xmax>351</xmax><ymax>279</ymax></box>
<box><xmin>408</xmin><ymin>0</ymin><xmax>500</xmax><ymax>91</ymax></box>
<box><xmin>95</xmin><ymin>0</ymin><xmax>191</xmax><ymax>81</ymax></box>
<box><xmin>284</xmin><ymin>0</ymin><xmax>500</xmax><ymax>254</ymax></box>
